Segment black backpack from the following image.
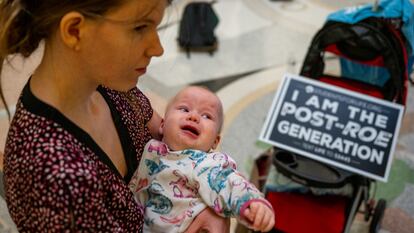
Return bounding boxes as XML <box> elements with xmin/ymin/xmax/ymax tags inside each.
<box><xmin>177</xmin><ymin>2</ymin><xmax>219</xmax><ymax>57</ymax></box>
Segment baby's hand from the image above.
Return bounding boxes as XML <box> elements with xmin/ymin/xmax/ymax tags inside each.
<box><xmin>243</xmin><ymin>201</ymin><xmax>275</xmax><ymax>232</ymax></box>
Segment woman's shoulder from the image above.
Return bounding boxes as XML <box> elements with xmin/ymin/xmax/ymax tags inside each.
<box><xmin>98</xmin><ymin>86</ymin><xmax>153</xmax><ymax>121</ymax></box>
<box><xmin>5</xmin><ymin>102</ymin><xmax>87</xmax><ymax>164</ymax></box>
<box><xmin>98</xmin><ymin>86</ymin><xmax>150</xmax><ymax>107</ymax></box>
<box><xmin>4</xmin><ymin>103</ymin><xmax>98</xmax><ymax>193</ymax></box>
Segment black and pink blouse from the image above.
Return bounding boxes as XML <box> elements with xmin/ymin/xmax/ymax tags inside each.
<box><xmin>4</xmin><ymin>82</ymin><xmax>153</xmax><ymax>232</ymax></box>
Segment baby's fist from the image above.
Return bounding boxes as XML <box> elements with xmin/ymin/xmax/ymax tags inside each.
<box><xmin>243</xmin><ymin>201</ymin><xmax>275</xmax><ymax>232</ymax></box>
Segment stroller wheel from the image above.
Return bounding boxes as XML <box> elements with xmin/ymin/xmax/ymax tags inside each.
<box><xmin>369</xmin><ymin>199</ymin><xmax>386</xmax><ymax>233</ymax></box>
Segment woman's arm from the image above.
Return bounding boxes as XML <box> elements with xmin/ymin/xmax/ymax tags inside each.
<box><xmin>129</xmin><ymin>88</ymin><xmax>162</xmax><ymax>140</ymax></box>
<box><xmin>184</xmin><ymin>207</ymin><xmax>230</xmax><ymax>233</ymax></box>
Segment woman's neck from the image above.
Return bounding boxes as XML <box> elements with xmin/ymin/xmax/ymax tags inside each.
<box><xmin>30</xmin><ymin>42</ymin><xmax>100</xmax><ymax>121</ymax></box>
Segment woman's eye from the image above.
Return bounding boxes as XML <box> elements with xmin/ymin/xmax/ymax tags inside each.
<box><xmin>134</xmin><ymin>25</ymin><xmax>148</xmax><ymax>32</ymax></box>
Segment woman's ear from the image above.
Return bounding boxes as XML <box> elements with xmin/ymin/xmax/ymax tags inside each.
<box><xmin>59</xmin><ymin>12</ymin><xmax>85</xmax><ymax>51</ymax></box>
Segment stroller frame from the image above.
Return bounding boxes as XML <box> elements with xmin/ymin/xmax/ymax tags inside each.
<box><xmin>271</xmin><ymin>149</ymin><xmax>385</xmax><ymax>233</ymax></box>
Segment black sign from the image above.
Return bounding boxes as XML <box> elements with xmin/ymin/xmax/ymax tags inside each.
<box><xmin>260</xmin><ymin>74</ymin><xmax>404</xmax><ymax>182</ymax></box>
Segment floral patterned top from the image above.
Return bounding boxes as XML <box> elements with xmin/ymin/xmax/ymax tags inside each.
<box><xmin>129</xmin><ymin>139</ymin><xmax>273</xmax><ymax>233</ymax></box>
<box><xmin>4</xmin><ymin>81</ymin><xmax>153</xmax><ymax>232</ymax></box>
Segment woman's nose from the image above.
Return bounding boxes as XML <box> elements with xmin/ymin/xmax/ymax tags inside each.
<box><xmin>146</xmin><ymin>30</ymin><xmax>164</xmax><ymax>57</ymax></box>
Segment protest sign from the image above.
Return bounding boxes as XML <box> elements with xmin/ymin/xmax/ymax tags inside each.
<box><xmin>259</xmin><ymin>73</ymin><xmax>404</xmax><ymax>182</ymax></box>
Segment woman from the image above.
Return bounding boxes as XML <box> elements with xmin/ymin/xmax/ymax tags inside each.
<box><xmin>0</xmin><ymin>0</ymin><xmax>229</xmax><ymax>232</ymax></box>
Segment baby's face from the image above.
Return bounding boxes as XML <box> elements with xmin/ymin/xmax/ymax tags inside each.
<box><xmin>160</xmin><ymin>87</ymin><xmax>222</xmax><ymax>152</ymax></box>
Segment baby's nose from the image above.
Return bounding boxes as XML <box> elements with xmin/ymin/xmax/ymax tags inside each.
<box><xmin>187</xmin><ymin>112</ymin><xmax>200</xmax><ymax>122</ymax></box>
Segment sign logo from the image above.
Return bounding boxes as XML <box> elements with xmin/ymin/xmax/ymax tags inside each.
<box><xmin>259</xmin><ymin>74</ymin><xmax>404</xmax><ymax>182</ymax></box>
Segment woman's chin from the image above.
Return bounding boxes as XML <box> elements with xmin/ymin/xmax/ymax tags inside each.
<box><xmin>104</xmin><ymin>81</ymin><xmax>138</xmax><ymax>92</ymax></box>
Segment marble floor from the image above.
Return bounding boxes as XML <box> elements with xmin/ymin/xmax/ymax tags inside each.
<box><xmin>1</xmin><ymin>0</ymin><xmax>414</xmax><ymax>232</ymax></box>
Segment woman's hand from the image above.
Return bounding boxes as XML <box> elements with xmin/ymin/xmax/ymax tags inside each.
<box><xmin>184</xmin><ymin>208</ymin><xmax>230</xmax><ymax>233</ymax></box>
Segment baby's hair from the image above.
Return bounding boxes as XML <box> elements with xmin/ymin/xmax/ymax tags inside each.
<box><xmin>167</xmin><ymin>85</ymin><xmax>224</xmax><ymax>133</ymax></box>
<box><xmin>0</xmin><ymin>0</ymin><xmax>173</xmax><ymax>120</ymax></box>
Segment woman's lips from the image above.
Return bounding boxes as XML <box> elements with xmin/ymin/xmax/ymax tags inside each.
<box><xmin>135</xmin><ymin>68</ymin><xmax>147</xmax><ymax>74</ymax></box>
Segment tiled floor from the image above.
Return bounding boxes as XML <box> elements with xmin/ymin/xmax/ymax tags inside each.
<box><xmin>1</xmin><ymin>0</ymin><xmax>414</xmax><ymax>232</ymax></box>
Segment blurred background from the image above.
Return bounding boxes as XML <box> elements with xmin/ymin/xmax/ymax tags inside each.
<box><xmin>1</xmin><ymin>0</ymin><xmax>413</xmax><ymax>232</ymax></box>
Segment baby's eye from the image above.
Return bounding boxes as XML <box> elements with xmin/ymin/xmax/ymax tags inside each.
<box><xmin>201</xmin><ymin>114</ymin><xmax>212</xmax><ymax>120</ymax></box>
<box><xmin>178</xmin><ymin>107</ymin><xmax>189</xmax><ymax>112</ymax></box>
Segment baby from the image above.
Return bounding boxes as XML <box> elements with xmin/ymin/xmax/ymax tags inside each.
<box><xmin>129</xmin><ymin>86</ymin><xmax>275</xmax><ymax>232</ymax></box>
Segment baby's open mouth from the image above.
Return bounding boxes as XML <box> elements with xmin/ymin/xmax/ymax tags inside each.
<box><xmin>182</xmin><ymin>125</ymin><xmax>199</xmax><ymax>136</ymax></box>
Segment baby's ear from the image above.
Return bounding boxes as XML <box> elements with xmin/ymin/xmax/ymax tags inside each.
<box><xmin>211</xmin><ymin>135</ymin><xmax>221</xmax><ymax>150</ymax></box>
<box><xmin>158</xmin><ymin>119</ymin><xmax>165</xmax><ymax>138</ymax></box>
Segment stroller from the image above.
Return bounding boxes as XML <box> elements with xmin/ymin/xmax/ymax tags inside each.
<box><xmin>264</xmin><ymin>1</ymin><xmax>413</xmax><ymax>233</ymax></box>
